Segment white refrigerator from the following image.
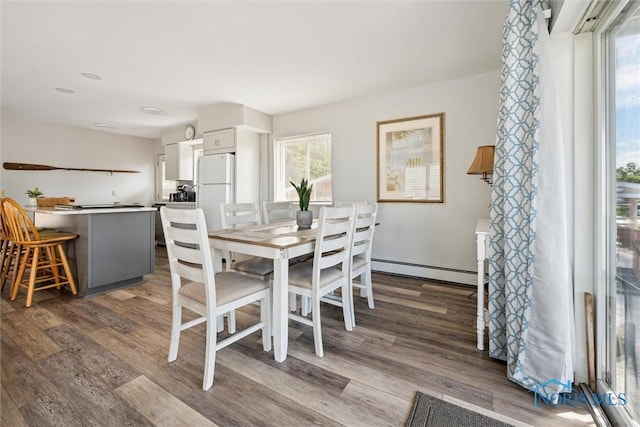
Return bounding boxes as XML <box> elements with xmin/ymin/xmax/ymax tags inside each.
<box><xmin>196</xmin><ymin>153</ymin><xmax>235</xmax><ymax>231</ymax></box>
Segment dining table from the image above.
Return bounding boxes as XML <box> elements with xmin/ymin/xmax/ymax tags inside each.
<box><xmin>208</xmin><ymin>220</ymin><xmax>318</xmax><ymax>362</ymax></box>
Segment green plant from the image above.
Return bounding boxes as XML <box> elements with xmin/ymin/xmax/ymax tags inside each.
<box><xmin>289</xmin><ymin>178</ymin><xmax>313</xmax><ymax>211</ymax></box>
<box><xmin>25</xmin><ymin>187</ymin><xmax>43</xmax><ymax>198</ymax></box>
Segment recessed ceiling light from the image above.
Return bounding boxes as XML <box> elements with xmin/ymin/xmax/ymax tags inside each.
<box><xmin>94</xmin><ymin>123</ymin><xmax>114</xmax><ymax>128</ymax></box>
<box><xmin>81</xmin><ymin>72</ymin><xmax>102</xmax><ymax>80</ymax></box>
<box><xmin>55</xmin><ymin>87</ymin><xmax>75</xmax><ymax>94</ymax></box>
<box><xmin>140</xmin><ymin>106</ymin><xmax>166</xmax><ymax>116</ymax></box>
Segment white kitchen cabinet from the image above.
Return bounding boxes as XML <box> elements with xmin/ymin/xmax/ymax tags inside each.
<box><xmin>203</xmin><ymin>128</ymin><xmax>235</xmax><ymax>154</ymax></box>
<box><xmin>165</xmin><ymin>142</ymin><xmax>194</xmax><ymax>181</ymax></box>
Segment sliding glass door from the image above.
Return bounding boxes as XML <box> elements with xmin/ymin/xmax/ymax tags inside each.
<box><xmin>604</xmin><ymin>2</ymin><xmax>640</xmax><ymax>423</ymax></box>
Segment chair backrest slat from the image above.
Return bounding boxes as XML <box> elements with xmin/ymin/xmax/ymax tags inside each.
<box><xmin>321</xmin><ymin>235</ymin><xmax>350</xmax><ymax>254</ymax></box>
<box><xmin>317</xmin><ymin>249</ymin><xmax>349</xmax><ymax>270</ymax></box>
<box><xmin>171</xmin><ymin>243</ymin><xmax>205</xmax><ymax>265</ymax></box>
<box><xmin>164</xmin><ymin>227</ymin><xmax>202</xmax><ymax>246</ymax></box>
<box><xmin>334</xmin><ymin>200</ymin><xmax>369</xmax><ymax>208</ymax></box>
<box><xmin>220</xmin><ymin>203</ymin><xmax>261</xmax><ymax>229</ymax></box>
<box><xmin>262</xmin><ymin>201</ymin><xmax>295</xmax><ymax>224</ymax></box>
<box><xmin>173</xmin><ymin>261</ymin><xmax>206</xmax><ymax>284</ymax></box>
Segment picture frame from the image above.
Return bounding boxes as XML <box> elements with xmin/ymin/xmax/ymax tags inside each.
<box><xmin>376</xmin><ymin>113</ymin><xmax>445</xmax><ymax>203</ymax></box>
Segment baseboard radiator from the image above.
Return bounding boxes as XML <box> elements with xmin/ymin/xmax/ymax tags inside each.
<box><xmin>371</xmin><ymin>258</ymin><xmax>477</xmax><ymax>286</ymax></box>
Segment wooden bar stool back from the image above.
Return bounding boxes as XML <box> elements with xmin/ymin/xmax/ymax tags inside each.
<box><xmin>0</xmin><ymin>197</ymin><xmax>20</xmax><ymax>293</ymax></box>
<box><xmin>0</xmin><ymin>198</ymin><xmax>78</xmax><ymax>307</ymax></box>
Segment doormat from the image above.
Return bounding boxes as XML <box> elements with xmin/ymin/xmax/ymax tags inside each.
<box><xmin>406</xmin><ymin>391</ymin><xmax>515</xmax><ymax>427</ymax></box>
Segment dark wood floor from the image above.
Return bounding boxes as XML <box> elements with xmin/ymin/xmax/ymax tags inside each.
<box><xmin>2</xmin><ymin>248</ymin><xmax>594</xmax><ymax>426</ymax></box>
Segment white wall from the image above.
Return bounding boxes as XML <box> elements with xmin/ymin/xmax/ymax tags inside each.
<box><xmin>273</xmin><ymin>71</ymin><xmax>499</xmax><ymax>283</ymax></box>
<box><xmin>1</xmin><ymin>112</ymin><xmax>156</xmax><ymax>205</ymax></box>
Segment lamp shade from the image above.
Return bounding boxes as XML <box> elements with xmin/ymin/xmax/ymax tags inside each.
<box><xmin>467</xmin><ymin>145</ymin><xmax>495</xmax><ymax>175</ymax></box>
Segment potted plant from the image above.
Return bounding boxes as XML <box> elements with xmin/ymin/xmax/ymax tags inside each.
<box><xmin>290</xmin><ymin>178</ymin><xmax>313</xmax><ymax>229</ymax></box>
<box><xmin>25</xmin><ymin>187</ymin><xmax>43</xmax><ymax>206</ymax></box>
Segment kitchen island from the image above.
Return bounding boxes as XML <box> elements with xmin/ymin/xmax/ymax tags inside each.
<box><xmin>34</xmin><ymin>206</ymin><xmax>156</xmax><ymax>296</ymax></box>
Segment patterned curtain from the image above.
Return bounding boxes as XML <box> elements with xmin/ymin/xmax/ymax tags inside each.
<box><xmin>488</xmin><ymin>0</ymin><xmax>574</xmax><ymax>399</ymax></box>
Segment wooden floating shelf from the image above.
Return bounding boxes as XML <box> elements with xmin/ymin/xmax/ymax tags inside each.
<box><xmin>3</xmin><ymin>162</ymin><xmax>140</xmax><ymax>174</ymax></box>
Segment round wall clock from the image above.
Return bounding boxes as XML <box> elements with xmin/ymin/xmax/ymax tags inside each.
<box><xmin>184</xmin><ymin>124</ymin><xmax>196</xmax><ymax>141</ymax></box>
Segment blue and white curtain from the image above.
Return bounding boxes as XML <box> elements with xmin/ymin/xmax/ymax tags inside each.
<box><xmin>488</xmin><ymin>0</ymin><xmax>574</xmax><ymax>398</ymax></box>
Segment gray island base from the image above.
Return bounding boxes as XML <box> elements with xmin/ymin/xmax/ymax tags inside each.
<box><xmin>34</xmin><ymin>206</ymin><xmax>156</xmax><ymax>296</ymax></box>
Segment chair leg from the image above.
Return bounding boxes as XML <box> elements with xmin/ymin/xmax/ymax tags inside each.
<box><xmin>364</xmin><ymin>269</ymin><xmax>374</xmax><ymax>310</ymax></box>
<box><xmin>261</xmin><ymin>292</ymin><xmax>272</xmax><ymax>352</ymax></box>
<box><xmin>301</xmin><ymin>296</ymin><xmax>311</xmax><ymax>316</ymax></box>
<box><xmin>8</xmin><ymin>244</ymin><xmax>22</xmax><ymax>295</ymax></box>
<box><xmin>349</xmin><ymin>279</ymin><xmax>357</xmax><ymax>327</ymax></box>
<box><xmin>358</xmin><ymin>278</ymin><xmax>368</xmax><ymax>298</ymax></box>
<box><xmin>57</xmin><ymin>244</ymin><xmax>78</xmax><ymax>295</ymax></box>
<box><xmin>45</xmin><ymin>246</ymin><xmax>62</xmax><ymax>289</ymax></box>
<box><xmin>25</xmin><ymin>247</ymin><xmax>40</xmax><ymax>308</ymax></box>
<box><xmin>0</xmin><ymin>240</ymin><xmax>14</xmax><ymax>293</ymax></box>
<box><xmin>342</xmin><ymin>282</ymin><xmax>354</xmax><ymax>331</ymax></box>
<box><xmin>11</xmin><ymin>246</ymin><xmax>29</xmax><ymax>301</ymax></box>
<box><xmin>289</xmin><ymin>292</ymin><xmax>297</xmax><ymax>312</ymax></box>
<box><xmin>168</xmin><ymin>303</ymin><xmax>182</xmax><ymax>362</ymax></box>
<box><xmin>227</xmin><ymin>310</ymin><xmax>236</xmax><ymax>334</ymax></box>
<box><xmin>216</xmin><ymin>315</ymin><xmax>224</xmax><ymax>333</ymax></box>
<box><xmin>0</xmin><ymin>239</ymin><xmax>8</xmax><ymax>292</ymax></box>
<box><xmin>224</xmin><ymin>251</ymin><xmax>233</xmax><ymax>272</ymax></box>
<box><xmin>202</xmin><ymin>312</ymin><xmax>216</xmax><ymax>391</ymax></box>
<box><xmin>311</xmin><ymin>295</ymin><xmax>323</xmax><ymax>357</ymax></box>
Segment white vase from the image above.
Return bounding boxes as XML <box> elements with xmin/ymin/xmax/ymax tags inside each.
<box><xmin>296</xmin><ymin>210</ymin><xmax>313</xmax><ymax>229</ymax></box>
<box><xmin>28</xmin><ymin>197</ymin><xmax>37</xmax><ymax>206</ymax></box>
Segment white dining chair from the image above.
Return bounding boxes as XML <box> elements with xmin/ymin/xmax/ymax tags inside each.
<box><xmin>346</xmin><ymin>202</ymin><xmax>378</xmax><ymax>326</ymax></box>
<box><xmin>262</xmin><ymin>201</ymin><xmax>295</xmax><ymax>224</ymax></box>
<box><xmin>220</xmin><ymin>202</ymin><xmax>274</xmax><ymax>278</ymax></box>
<box><xmin>262</xmin><ymin>200</ymin><xmax>314</xmax><ymax>312</ymax></box>
<box><xmin>287</xmin><ymin>206</ymin><xmax>356</xmax><ymax>357</ymax></box>
<box><xmin>334</xmin><ymin>200</ymin><xmax>368</xmax><ymax>207</ymax></box>
<box><xmin>312</xmin><ymin>200</ymin><xmax>376</xmax><ymax>322</ymax></box>
<box><xmin>160</xmin><ymin>207</ymin><xmax>271</xmax><ymax>391</ymax></box>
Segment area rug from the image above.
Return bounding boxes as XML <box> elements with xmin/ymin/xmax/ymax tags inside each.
<box><xmin>405</xmin><ymin>392</ymin><xmax>515</xmax><ymax>427</ymax></box>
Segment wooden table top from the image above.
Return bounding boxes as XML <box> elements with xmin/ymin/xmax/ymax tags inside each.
<box><xmin>208</xmin><ymin>220</ymin><xmax>318</xmax><ymax>249</ymax></box>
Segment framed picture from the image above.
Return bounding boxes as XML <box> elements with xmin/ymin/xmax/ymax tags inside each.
<box><xmin>376</xmin><ymin>113</ymin><xmax>445</xmax><ymax>203</ymax></box>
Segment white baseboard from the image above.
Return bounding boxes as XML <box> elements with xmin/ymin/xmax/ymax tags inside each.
<box><xmin>371</xmin><ymin>259</ymin><xmax>477</xmax><ymax>286</ymax></box>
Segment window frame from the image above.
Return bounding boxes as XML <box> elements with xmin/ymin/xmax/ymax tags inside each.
<box><xmin>593</xmin><ymin>1</ymin><xmax>640</xmax><ymax>425</ymax></box>
<box><xmin>273</xmin><ymin>132</ymin><xmax>333</xmax><ymax>204</ymax></box>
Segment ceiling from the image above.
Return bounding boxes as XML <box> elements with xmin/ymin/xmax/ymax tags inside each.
<box><xmin>1</xmin><ymin>1</ymin><xmax>508</xmax><ymax>140</ymax></box>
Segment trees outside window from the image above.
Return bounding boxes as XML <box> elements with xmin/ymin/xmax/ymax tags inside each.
<box><xmin>275</xmin><ymin>133</ymin><xmax>332</xmax><ymax>203</ymax></box>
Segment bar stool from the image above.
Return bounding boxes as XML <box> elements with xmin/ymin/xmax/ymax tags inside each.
<box><xmin>1</xmin><ymin>198</ymin><xmax>78</xmax><ymax>307</ymax></box>
<box><xmin>0</xmin><ymin>212</ymin><xmax>18</xmax><ymax>293</ymax></box>
<box><xmin>0</xmin><ymin>197</ymin><xmax>28</xmax><ymax>294</ymax></box>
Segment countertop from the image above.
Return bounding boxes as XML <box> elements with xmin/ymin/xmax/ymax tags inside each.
<box><xmin>152</xmin><ymin>201</ymin><xmax>196</xmax><ymax>207</ymax></box>
<box><xmin>35</xmin><ymin>206</ymin><xmax>157</xmax><ymax>215</ymax></box>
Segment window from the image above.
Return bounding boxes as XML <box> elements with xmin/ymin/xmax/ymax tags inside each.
<box><xmin>274</xmin><ymin>133</ymin><xmax>332</xmax><ymax>203</ymax></box>
<box><xmin>600</xmin><ymin>1</ymin><xmax>640</xmax><ymax>423</ymax></box>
